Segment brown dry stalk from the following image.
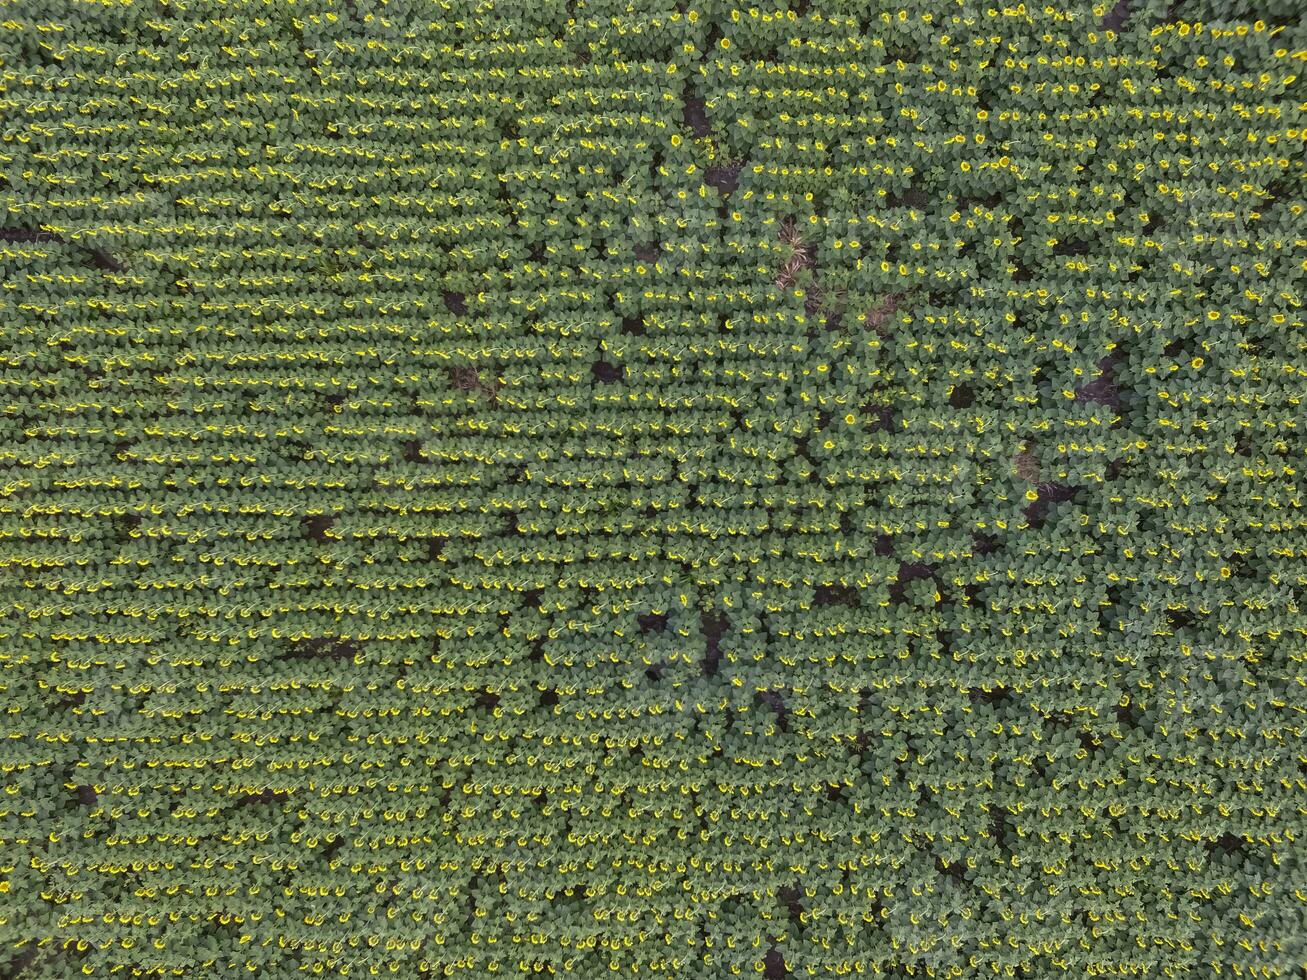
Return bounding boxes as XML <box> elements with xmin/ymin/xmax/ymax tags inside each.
<box><xmin>863</xmin><ymin>292</ymin><xmax>903</xmax><ymax>337</ymax></box>
<box><xmin>1013</xmin><ymin>449</ymin><xmax>1042</xmax><ymax>485</ymax></box>
<box><xmin>775</xmin><ymin>217</ymin><xmax>812</xmax><ymax>290</ymax></box>
<box><xmin>449</xmin><ymin>366</ymin><xmax>498</xmax><ymax>403</ymax></box>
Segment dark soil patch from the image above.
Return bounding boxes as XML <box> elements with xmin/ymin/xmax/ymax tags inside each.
<box><xmin>896</xmin><ymin>560</ymin><xmax>934</xmax><ymax>583</ymax></box>
<box><xmin>1023</xmin><ymin>483</ymin><xmax>1078</xmax><ymax>525</ymax></box>
<box><xmin>763</xmin><ymin>947</ymin><xmax>788</xmax><ymax>979</ymax></box>
<box><xmin>936</xmin><ymin>856</ymin><xmax>967</xmax><ymax>883</ymax></box>
<box><xmin>303</xmin><ymin>514</ymin><xmax>336</xmax><ymax>542</ymax></box>
<box><xmin>778</xmin><ymin>885</ymin><xmax>803</xmax><ymax>923</ymax></box>
<box><xmin>591</xmin><ymin>360</ymin><xmax>622</xmax><ymax>384</ymax></box>
<box><xmin>701</xmin><ymin>611</ymin><xmax>727</xmax><ymax>676</ymax></box>
<box><xmin>88</xmin><ymin>246</ymin><xmax>125</xmax><ymax>271</ymax></box>
<box><xmin>1209</xmin><ymin>832</ymin><xmax>1243</xmax><ymax>856</ymax></box>
<box><xmin>0</xmin><ymin>226</ymin><xmax>60</xmax><ymax>243</ymax></box>
<box><xmin>286</xmin><ymin>638</ymin><xmax>358</xmax><ymax>660</ymax></box>
<box><xmin>1043</xmin><ymin>483</ymin><xmax>1079</xmax><ymax>504</ymax></box>
<box><xmin>865</xmin><ymin>405</ymin><xmax>896</xmax><ymax>432</ymax></box>
<box><xmin>813</xmin><ymin>583</ymin><xmax>859</xmax><ymax>608</ymax></box>
<box><xmin>1101</xmin><ymin>0</ymin><xmax>1131</xmax><ymax>31</ymax></box>
<box><xmin>2</xmin><ymin>226</ymin><xmax>125</xmax><ymax>270</ymax></box>
<box><xmin>968</xmin><ymin>684</ymin><xmax>1009</xmax><ymax>706</ymax></box>
<box><xmin>1166</xmin><ymin>608</ymin><xmax>1195</xmax><ymax>630</ymax></box>
<box><xmin>704</xmin><ymin>164</ymin><xmax>740</xmax><ymax>194</ymax></box>
<box><xmin>681</xmin><ymin>83</ymin><xmax>712</xmax><ymax>137</ymax></box>
<box><xmin>638</xmin><ymin>612</ymin><xmax>668</xmax><ymax>633</ymax></box>
<box><xmin>1073</xmin><ymin>376</ymin><xmax>1120</xmax><ymax>409</ymax></box>
<box><xmin>889</xmin><ymin>561</ymin><xmax>935</xmax><ymax>604</ymax></box>
<box><xmin>1052</xmin><ymin>238</ymin><xmax>1092</xmax><ymax>257</ymax></box>
<box><xmin>885</xmin><ymin>185</ymin><xmax>928</xmax><ymax>210</ymax></box>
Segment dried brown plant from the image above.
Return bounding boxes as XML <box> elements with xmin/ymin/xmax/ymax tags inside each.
<box><xmin>775</xmin><ymin>217</ymin><xmax>812</xmax><ymax>290</ymax></box>
<box><xmin>449</xmin><ymin>366</ymin><xmax>498</xmax><ymax>403</ymax></box>
<box><xmin>862</xmin><ymin>293</ymin><xmax>903</xmax><ymax>337</ymax></box>
<box><xmin>1013</xmin><ymin>449</ymin><xmax>1042</xmax><ymax>485</ymax></box>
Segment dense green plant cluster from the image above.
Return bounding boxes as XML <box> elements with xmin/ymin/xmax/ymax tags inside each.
<box><xmin>1</xmin><ymin>0</ymin><xmax>1304</xmax><ymax>976</ymax></box>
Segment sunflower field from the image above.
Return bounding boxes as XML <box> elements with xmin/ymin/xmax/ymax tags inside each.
<box><xmin>1</xmin><ymin>0</ymin><xmax>1305</xmax><ymax>977</ymax></box>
